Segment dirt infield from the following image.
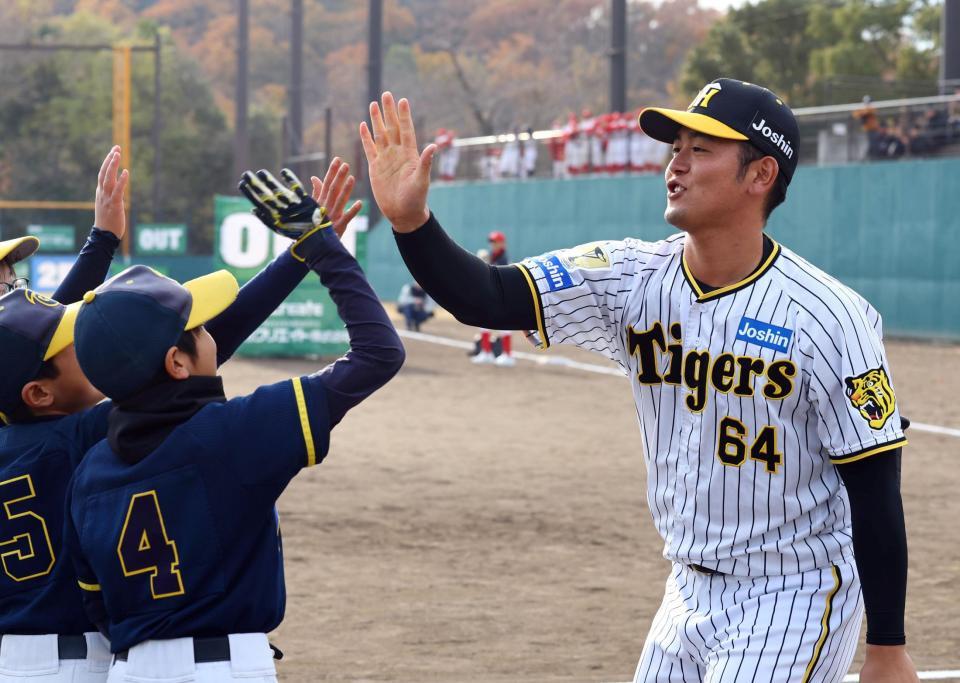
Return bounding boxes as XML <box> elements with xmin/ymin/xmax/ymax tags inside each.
<box><xmin>220</xmin><ymin>313</ymin><xmax>960</xmax><ymax>682</ymax></box>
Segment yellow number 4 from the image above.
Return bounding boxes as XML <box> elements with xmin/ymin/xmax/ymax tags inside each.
<box><xmin>117</xmin><ymin>491</ymin><xmax>184</xmax><ymax>599</ymax></box>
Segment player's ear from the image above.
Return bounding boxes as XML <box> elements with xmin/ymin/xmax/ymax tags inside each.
<box><xmin>21</xmin><ymin>379</ymin><xmax>54</xmax><ymax>411</ymax></box>
<box><xmin>747</xmin><ymin>157</ymin><xmax>779</xmax><ymax>197</ymax></box>
<box><xmin>163</xmin><ymin>345</ymin><xmax>191</xmax><ymax>381</ymax></box>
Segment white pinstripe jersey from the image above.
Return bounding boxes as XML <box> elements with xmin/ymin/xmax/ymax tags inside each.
<box><xmin>517</xmin><ymin>234</ymin><xmax>906</xmax><ymax>577</ymax></box>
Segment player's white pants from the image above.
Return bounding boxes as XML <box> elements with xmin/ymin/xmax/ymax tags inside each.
<box><xmin>0</xmin><ymin>633</ymin><xmax>111</xmax><ymax>682</ymax></box>
<box><xmin>633</xmin><ymin>562</ymin><xmax>862</xmax><ymax>683</ymax></box>
<box><xmin>107</xmin><ymin>634</ymin><xmax>276</xmax><ymax>683</ymax></box>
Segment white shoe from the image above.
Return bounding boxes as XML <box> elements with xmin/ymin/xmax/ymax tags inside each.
<box><xmin>471</xmin><ymin>351</ymin><xmax>495</xmax><ymax>364</ymax></box>
<box><xmin>494</xmin><ymin>354</ymin><xmax>516</xmax><ymax>367</ymax></box>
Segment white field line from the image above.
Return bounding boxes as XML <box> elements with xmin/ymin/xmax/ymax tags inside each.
<box><xmin>399</xmin><ymin>330</ymin><xmax>960</xmax><ymax>439</ymax></box>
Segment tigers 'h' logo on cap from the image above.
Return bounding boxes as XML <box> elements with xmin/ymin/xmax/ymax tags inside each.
<box><xmin>688</xmin><ymin>82</ymin><xmax>723</xmax><ymax>111</ymax></box>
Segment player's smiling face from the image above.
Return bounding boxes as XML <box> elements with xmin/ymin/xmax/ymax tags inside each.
<box><xmin>664</xmin><ymin>128</ymin><xmax>749</xmax><ymax>232</ymax></box>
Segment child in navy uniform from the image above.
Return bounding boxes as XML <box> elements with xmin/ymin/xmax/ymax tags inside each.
<box><xmin>0</xmin><ymin>156</ymin><xmax>360</xmax><ymax>683</ymax></box>
<box><xmin>66</xmin><ymin>169</ymin><xmax>402</xmax><ymax>682</ymax></box>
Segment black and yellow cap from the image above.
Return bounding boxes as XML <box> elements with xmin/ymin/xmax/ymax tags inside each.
<box><xmin>639</xmin><ymin>78</ymin><xmax>800</xmax><ymax>184</ymax></box>
<box><xmin>74</xmin><ymin>265</ymin><xmax>239</xmax><ymax>401</ymax></box>
<box><xmin>0</xmin><ymin>236</ymin><xmax>40</xmax><ymax>266</ymax></box>
<box><xmin>0</xmin><ymin>290</ymin><xmax>81</xmax><ymax>415</ymax></box>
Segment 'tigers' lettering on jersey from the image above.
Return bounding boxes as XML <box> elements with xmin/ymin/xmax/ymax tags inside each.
<box><xmin>626</xmin><ymin>321</ymin><xmax>797</xmax><ymax>413</ymax></box>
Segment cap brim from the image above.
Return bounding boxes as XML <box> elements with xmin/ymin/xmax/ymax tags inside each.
<box><xmin>0</xmin><ymin>237</ymin><xmax>40</xmax><ymax>265</ymax></box>
<box><xmin>638</xmin><ymin>107</ymin><xmax>748</xmax><ymax>144</ymax></box>
<box><xmin>183</xmin><ymin>270</ymin><xmax>239</xmax><ymax>330</ymax></box>
<box><xmin>44</xmin><ymin>301</ymin><xmax>81</xmax><ymax>361</ymax></box>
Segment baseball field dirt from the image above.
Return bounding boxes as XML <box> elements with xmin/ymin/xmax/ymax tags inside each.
<box><xmin>219</xmin><ymin>312</ymin><xmax>959</xmax><ymax>682</ymax></box>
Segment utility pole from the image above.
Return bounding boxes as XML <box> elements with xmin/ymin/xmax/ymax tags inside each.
<box><xmin>234</xmin><ymin>0</ymin><xmax>250</xmax><ymax>181</ymax></box>
<box><xmin>152</xmin><ymin>32</ymin><xmax>162</xmax><ymax>221</ymax></box>
<box><xmin>290</xmin><ymin>0</ymin><xmax>304</xmax><ymax>179</ymax></box>
<box><xmin>366</xmin><ymin>0</ymin><xmax>383</xmax><ymax>229</ymax></box>
<box><xmin>610</xmin><ymin>0</ymin><xmax>627</xmax><ymax>113</ymax></box>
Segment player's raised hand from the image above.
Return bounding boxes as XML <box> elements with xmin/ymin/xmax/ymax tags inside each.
<box><xmin>94</xmin><ymin>145</ymin><xmax>129</xmax><ymax>240</ymax></box>
<box><xmin>239</xmin><ymin>167</ymin><xmax>337</xmax><ymax>263</ymax></box>
<box><xmin>359</xmin><ymin>91</ymin><xmax>436</xmax><ymax>233</ymax></box>
<box><xmin>310</xmin><ymin>157</ymin><xmax>362</xmax><ymax>238</ymax></box>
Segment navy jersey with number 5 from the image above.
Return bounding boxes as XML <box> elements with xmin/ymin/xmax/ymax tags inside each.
<box><xmin>66</xmin><ymin>376</ymin><xmax>328</xmax><ymax>652</ymax></box>
<box><xmin>0</xmin><ymin>403</ymin><xmax>110</xmax><ymax>634</ymax></box>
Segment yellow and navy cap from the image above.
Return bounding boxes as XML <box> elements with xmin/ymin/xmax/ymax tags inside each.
<box><xmin>74</xmin><ymin>265</ymin><xmax>239</xmax><ymax>401</ymax></box>
<box><xmin>0</xmin><ymin>236</ymin><xmax>40</xmax><ymax>266</ymax></box>
<box><xmin>639</xmin><ymin>78</ymin><xmax>800</xmax><ymax>184</ymax></box>
<box><xmin>0</xmin><ymin>290</ymin><xmax>80</xmax><ymax>414</ymax></box>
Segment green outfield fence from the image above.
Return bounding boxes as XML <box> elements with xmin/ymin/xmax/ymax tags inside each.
<box><xmin>365</xmin><ymin>157</ymin><xmax>960</xmax><ymax>342</ymax></box>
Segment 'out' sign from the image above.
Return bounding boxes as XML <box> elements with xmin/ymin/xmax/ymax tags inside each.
<box><xmin>218</xmin><ymin>211</ymin><xmax>365</xmax><ymax>270</ymax></box>
<box><xmin>136</xmin><ymin>224</ymin><xmax>187</xmax><ymax>255</ymax></box>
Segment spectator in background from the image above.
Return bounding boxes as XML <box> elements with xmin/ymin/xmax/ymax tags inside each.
<box><xmin>480</xmin><ymin>146</ymin><xmax>501</xmax><ymax>181</ymax></box>
<box><xmin>521</xmin><ymin>127</ymin><xmax>538</xmax><ymax>178</ymax></box>
<box><xmin>499</xmin><ymin>131</ymin><xmax>522</xmax><ymax>178</ymax></box>
<box><xmin>397</xmin><ymin>280</ymin><xmax>435</xmax><ymax>332</ymax></box>
<box><xmin>435</xmin><ymin>128</ymin><xmax>458</xmax><ymax>181</ymax></box>
<box><xmin>605</xmin><ymin>112</ymin><xmax>629</xmax><ymax>173</ymax></box>
<box><xmin>564</xmin><ymin>113</ymin><xmax>585</xmax><ymax>176</ymax></box>
<box><xmin>949</xmin><ymin>87</ymin><xmax>960</xmax><ymax>141</ymax></box>
<box><xmin>472</xmin><ymin>232</ymin><xmax>514</xmax><ymax>366</ymax></box>
<box><xmin>586</xmin><ymin>111</ymin><xmax>606</xmax><ymax>173</ymax></box>
<box><xmin>549</xmin><ymin>121</ymin><xmax>568</xmax><ymax>179</ymax></box>
<box><xmin>853</xmin><ymin>95</ymin><xmax>886</xmax><ymax>160</ymax></box>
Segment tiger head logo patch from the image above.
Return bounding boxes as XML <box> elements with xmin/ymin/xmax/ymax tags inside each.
<box><xmin>844</xmin><ymin>367</ymin><xmax>896</xmax><ymax>430</ymax></box>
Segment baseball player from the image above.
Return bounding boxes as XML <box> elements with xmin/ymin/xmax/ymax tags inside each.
<box><xmin>0</xmin><ymin>146</ymin><xmax>131</xmax><ymax>681</ymax></box>
<box><xmin>0</xmin><ymin>156</ymin><xmax>361</xmax><ymax>682</ymax></box>
<box><xmin>471</xmin><ymin>232</ymin><xmax>514</xmax><ymax>366</ymax></box>
<box><xmin>64</xmin><ymin>167</ymin><xmax>402</xmax><ymax>681</ymax></box>
<box><xmin>360</xmin><ymin>86</ymin><xmax>918</xmax><ymax>681</ymax></box>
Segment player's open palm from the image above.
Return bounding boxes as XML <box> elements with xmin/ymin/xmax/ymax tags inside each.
<box><xmin>310</xmin><ymin>157</ymin><xmax>362</xmax><ymax>238</ymax></box>
<box><xmin>359</xmin><ymin>91</ymin><xmax>436</xmax><ymax>233</ymax></box>
<box><xmin>94</xmin><ymin>145</ymin><xmax>129</xmax><ymax>240</ymax></box>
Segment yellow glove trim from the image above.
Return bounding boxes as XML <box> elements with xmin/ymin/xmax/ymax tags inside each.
<box><xmin>289</xmin><ymin>213</ymin><xmax>335</xmax><ymax>263</ymax></box>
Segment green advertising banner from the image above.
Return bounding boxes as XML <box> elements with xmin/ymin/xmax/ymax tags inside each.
<box><xmin>136</xmin><ymin>223</ymin><xmax>187</xmax><ymax>255</ymax></box>
<box><xmin>214</xmin><ymin>195</ymin><xmax>367</xmax><ymax>357</ymax></box>
<box><xmin>28</xmin><ymin>224</ymin><xmax>74</xmax><ymax>252</ymax></box>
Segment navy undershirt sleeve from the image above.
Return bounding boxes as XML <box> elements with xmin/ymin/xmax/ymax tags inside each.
<box><xmin>298</xmin><ymin>228</ymin><xmax>405</xmax><ymax>426</ymax></box>
<box><xmin>53</xmin><ymin>228</ymin><xmax>120</xmax><ymax>304</ymax></box>
<box><xmin>837</xmin><ymin>449</ymin><xmax>907</xmax><ymax>645</ymax></box>
<box><xmin>393</xmin><ymin>213</ymin><xmax>537</xmax><ymax>330</ymax></box>
<box><xmin>205</xmin><ymin>250</ymin><xmax>309</xmax><ymax>366</ymax></box>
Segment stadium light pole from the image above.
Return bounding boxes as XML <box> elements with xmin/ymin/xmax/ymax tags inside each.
<box><xmin>234</xmin><ymin>0</ymin><xmax>250</xmax><ymax>182</ymax></box>
<box><xmin>290</xmin><ymin>0</ymin><xmax>304</xmax><ymax>180</ymax></box>
<box><xmin>610</xmin><ymin>0</ymin><xmax>627</xmax><ymax>114</ymax></box>
<box><xmin>366</xmin><ymin>0</ymin><xmax>383</xmax><ymax>230</ymax></box>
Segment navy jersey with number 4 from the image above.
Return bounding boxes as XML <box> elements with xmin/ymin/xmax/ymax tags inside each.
<box><xmin>66</xmin><ymin>377</ymin><xmax>329</xmax><ymax>653</ymax></box>
<box><xmin>0</xmin><ymin>403</ymin><xmax>111</xmax><ymax>634</ymax></box>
